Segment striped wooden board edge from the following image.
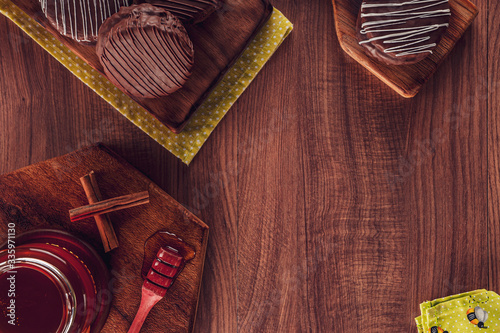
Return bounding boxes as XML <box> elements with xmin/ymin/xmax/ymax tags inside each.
<box><xmin>332</xmin><ymin>0</ymin><xmax>478</xmax><ymax>98</ymax></box>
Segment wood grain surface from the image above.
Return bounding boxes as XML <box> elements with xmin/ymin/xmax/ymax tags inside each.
<box><xmin>0</xmin><ymin>145</ymin><xmax>209</xmax><ymax>333</ymax></box>
<box><xmin>0</xmin><ymin>0</ymin><xmax>496</xmax><ymax>332</ymax></box>
<box><xmin>7</xmin><ymin>0</ymin><xmax>271</xmax><ymax>132</ymax></box>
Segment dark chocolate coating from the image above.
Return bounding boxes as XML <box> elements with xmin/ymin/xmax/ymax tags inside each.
<box><xmin>96</xmin><ymin>4</ymin><xmax>195</xmax><ymax>99</ymax></box>
<box><xmin>133</xmin><ymin>0</ymin><xmax>222</xmax><ymax>23</ymax></box>
<box><xmin>356</xmin><ymin>0</ymin><xmax>451</xmax><ymax>66</ymax></box>
<box><xmin>40</xmin><ymin>0</ymin><xmax>129</xmax><ymax>43</ymax></box>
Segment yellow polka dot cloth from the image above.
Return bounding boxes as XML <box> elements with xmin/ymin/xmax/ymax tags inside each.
<box><xmin>415</xmin><ymin>290</ymin><xmax>500</xmax><ymax>332</ymax></box>
<box><xmin>0</xmin><ymin>1</ymin><xmax>293</xmax><ymax>165</ymax></box>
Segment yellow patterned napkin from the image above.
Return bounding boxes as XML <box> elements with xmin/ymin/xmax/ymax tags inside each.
<box><xmin>0</xmin><ymin>1</ymin><xmax>293</xmax><ymax>164</ymax></box>
<box><xmin>415</xmin><ymin>290</ymin><xmax>500</xmax><ymax>332</ymax></box>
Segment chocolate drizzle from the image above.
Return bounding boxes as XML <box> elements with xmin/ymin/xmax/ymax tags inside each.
<box><xmin>357</xmin><ymin>0</ymin><xmax>451</xmax><ymax>65</ymax></box>
<box><xmin>40</xmin><ymin>0</ymin><xmax>129</xmax><ymax>43</ymax></box>
<box><xmin>96</xmin><ymin>4</ymin><xmax>194</xmax><ymax>99</ymax></box>
<box><xmin>135</xmin><ymin>0</ymin><xmax>222</xmax><ymax>23</ymax></box>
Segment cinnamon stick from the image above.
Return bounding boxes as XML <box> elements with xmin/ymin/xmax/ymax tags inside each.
<box><xmin>70</xmin><ymin>191</ymin><xmax>149</xmax><ymax>222</ymax></box>
<box><xmin>80</xmin><ymin>171</ymin><xmax>119</xmax><ymax>252</ymax></box>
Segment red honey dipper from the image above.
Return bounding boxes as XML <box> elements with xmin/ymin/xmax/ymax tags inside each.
<box><xmin>128</xmin><ymin>247</ymin><xmax>184</xmax><ymax>333</ymax></box>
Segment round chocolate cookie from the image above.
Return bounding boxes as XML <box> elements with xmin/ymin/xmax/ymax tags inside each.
<box><xmin>40</xmin><ymin>0</ymin><xmax>129</xmax><ymax>43</ymax></box>
<box><xmin>134</xmin><ymin>0</ymin><xmax>222</xmax><ymax>23</ymax></box>
<box><xmin>96</xmin><ymin>4</ymin><xmax>195</xmax><ymax>99</ymax></box>
<box><xmin>357</xmin><ymin>0</ymin><xmax>451</xmax><ymax>65</ymax></box>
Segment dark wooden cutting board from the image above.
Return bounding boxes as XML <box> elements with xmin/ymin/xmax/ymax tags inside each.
<box><xmin>0</xmin><ymin>144</ymin><xmax>209</xmax><ymax>332</ymax></box>
<box><xmin>332</xmin><ymin>0</ymin><xmax>478</xmax><ymax>98</ymax></box>
<box><xmin>4</xmin><ymin>0</ymin><xmax>272</xmax><ymax>132</ymax></box>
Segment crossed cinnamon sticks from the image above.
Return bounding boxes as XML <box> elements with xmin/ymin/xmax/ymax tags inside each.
<box><xmin>70</xmin><ymin>171</ymin><xmax>150</xmax><ymax>252</ymax></box>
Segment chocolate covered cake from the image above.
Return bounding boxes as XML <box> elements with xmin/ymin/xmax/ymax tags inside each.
<box><xmin>96</xmin><ymin>4</ymin><xmax>195</xmax><ymax>99</ymax></box>
<box><xmin>357</xmin><ymin>0</ymin><xmax>451</xmax><ymax>65</ymax></box>
<box><xmin>40</xmin><ymin>0</ymin><xmax>129</xmax><ymax>43</ymax></box>
<box><xmin>134</xmin><ymin>0</ymin><xmax>222</xmax><ymax>23</ymax></box>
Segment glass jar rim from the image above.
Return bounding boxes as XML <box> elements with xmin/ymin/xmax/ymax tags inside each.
<box><xmin>0</xmin><ymin>256</ymin><xmax>76</xmax><ymax>333</ymax></box>
<box><xmin>0</xmin><ymin>229</ymin><xmax>112</xmax><ymax>333</ymax></box>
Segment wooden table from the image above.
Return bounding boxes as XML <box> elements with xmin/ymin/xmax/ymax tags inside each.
<box><xmin>0</xmin><ymin>0</ymin><xmax>497</xmax><ymax>331</ymax></box>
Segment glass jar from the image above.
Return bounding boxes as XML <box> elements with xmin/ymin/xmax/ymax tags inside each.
<box><xmin>0</xmin><ymin>229</ymin><xmax>111</xmax><ymax>333</ymax></box>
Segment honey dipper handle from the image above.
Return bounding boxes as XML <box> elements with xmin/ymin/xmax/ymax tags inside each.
<box><xmin>127</xmin><ymin>289</ymin><xmax>163</xmax><ymax>333</ymax></box>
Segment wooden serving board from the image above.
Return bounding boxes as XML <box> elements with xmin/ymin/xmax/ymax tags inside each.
<box><xmin>0</xmin><ymin>144</ymin><xmax>209</xmax><ymax>333</ymax></box>
<box><xmin>332</xmin><ymin>0</ymin><xmax>478</xmax><ymax>98</ymax></box>
<box><xmin>5</xmin><ymin>0</ymin><xmax>272</xmax><ymax>132</ymax></box>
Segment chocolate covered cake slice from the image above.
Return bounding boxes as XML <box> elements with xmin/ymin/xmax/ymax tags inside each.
<box><xmin>134</xmin><ymin>0</ymin><xmax>222</xmax><ymax>23</ymax></box>
<box><xmin>96</xmin><ymin>4</ymin><xmax>194</xmax><ymax>99</ymax></box>
<box><xmin>357</xmin><ymin>0</ymin><xmax>451</xmax><ymax>65</ymax></box>
<box><xmin>40</xmin><ymin>0</ymin><xmax>129</xmax><ymax>43</ymax></box>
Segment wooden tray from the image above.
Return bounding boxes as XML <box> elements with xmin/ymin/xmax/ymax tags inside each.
<box><xmin>6</xmin><ymin>0</ymin><xmax>273</xmax><ymax>132</ymax></box>
<box><xmin>332</xmin><ymin>0</ymin><xmax>478</xmax><ymax>98</ymax></box>
<box><xmin>0</xmin><ymin>144</ymin><xmax>209</xmax><ymax>333</ymax></box>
